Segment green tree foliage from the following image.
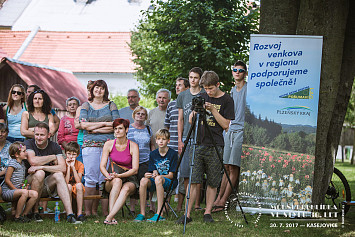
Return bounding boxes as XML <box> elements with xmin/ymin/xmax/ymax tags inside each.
<box><xmin>344</xmin><ymin>80</ymin><xmax>355</xmax><ymax>126</ymax></box>
<box><xmin>271</xmin><ymin>133</ymin><xmax>290</xmax><ymax>151</ymax></box>
<box><xmin>110</xmin><ymin>95</ymin><xmax>156</xmax><ymax>110</ymax></box>
<box><xmin>130</xmin><ymin>0</ymin><xmax>259</xmax><ymax>98</ymax></box>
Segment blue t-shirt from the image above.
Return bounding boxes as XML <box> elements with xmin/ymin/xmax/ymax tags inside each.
<box><xmin>148</xmin><ymin>148</ymin><xmax>178</xmax><ymax>175</ymax></box>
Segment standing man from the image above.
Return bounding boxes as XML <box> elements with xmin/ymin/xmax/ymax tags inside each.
<box><xmin>119</xmin><ymin>89</ymin><xmax>140</xmax><ymax>124</ymax></box>
<box><xmin>177</xmin><ymin>71</ymin><xmax>234</xmax><ymax>224</ymax></box>
<box><xmin>25</xmin><ymin>122</ymin><xmax>81</xmax><ymax>223</ymax></box>
<box><xmin>164</xmin><ymin>78</ymin><xmax>190</xmax><ymax>151</ymax></box>
<box><xmin>213</xmin><ymin>61</ymin><xmax>247</xmax><ymax>212</ymax></box>
<box><xmin>176</xmin><ymin>67</ymin><xmax>204</xmax><ymax>211</ymax></box>
<box><xmin>147</xmin><ymin>89</ymin><xmax>171</xmax><ymax>147</ymax></box>
<box><xmin>164</xmin><ymin>77</ymin><xmax>189</xmax><ymax>211</ymax></box>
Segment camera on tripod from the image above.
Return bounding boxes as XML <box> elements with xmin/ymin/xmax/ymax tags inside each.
<box><xmin>191</xmin><ymin>95</ymin><xmax>205</xmax><ymax>113</ymax></box>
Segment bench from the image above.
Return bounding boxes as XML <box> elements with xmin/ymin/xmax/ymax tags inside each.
<box><xmin>0</xmin><ymin>195</ymin><xmax>135</xmax><ymax>218</ymax></box>
<box><xmin>0</xmin><ymin>195</ymin><xmax>104</xmax><ymax>203</ymax></box>
<box><xmin>342</xmin><ymin>201</ymin><xmax>355</xmax><ymax>206</ymax></box>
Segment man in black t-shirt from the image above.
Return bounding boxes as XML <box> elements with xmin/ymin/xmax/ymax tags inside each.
<box><xmin>25</xmin><ymin>122</ymin><xmax>80</xmax><ymax>224</ymax></box>
<box><xmin>176</xmin><ymin>71</ymin><xmax>234</xmax><ymax>224</ymax></box>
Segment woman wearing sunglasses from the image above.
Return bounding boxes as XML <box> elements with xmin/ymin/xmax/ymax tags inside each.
<box><xmin>20</xmin><ymin>90</ymin><xmax>56</xmax><ymax>138</ymax></box>
<box><xmin>3</xmin><ymin>84</ymin><xmax>27</xmax><ymax>142</ymax></box>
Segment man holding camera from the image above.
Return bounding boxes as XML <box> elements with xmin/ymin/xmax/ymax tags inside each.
<box><xmin>177</xmin><ymin>71</ymin><xmax>234</xmax><ymax>224</ymax></box>
<box><xmin>176</xmin><ymin>67</ymin><xmax>204</xmax><ymax>211</ymax></box>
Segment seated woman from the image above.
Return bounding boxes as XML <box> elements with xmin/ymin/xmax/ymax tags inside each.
<box><xmin>3</xmin><ymin>84</ymin><xmax>26</xmax><ymax>142</ymax></box>
<box><xmin>20</xmin><ymin>90</ymin><xmax>55</xmax><ymax>138</ymax></box>
<box><xmin>100</xmin><ymin>118</ymin><xmax>139</xmax><ymax>225</ymax></box>
<box><xmin>57</xmin><ymin>97</ymin><xmax>80</xmax><ymax>149</ymax></box>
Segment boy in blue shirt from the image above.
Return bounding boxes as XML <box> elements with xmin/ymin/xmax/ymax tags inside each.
<box><xmin>134</xmin><ymin>129</ymin><xmax>178</xmax><ymax>222</ymax></box>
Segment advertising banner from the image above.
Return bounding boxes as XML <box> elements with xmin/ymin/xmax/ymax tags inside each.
<box><xmin>239</xmin><ymin>34</ymin><xmax>323</xmax><ymax>213</ymax></box>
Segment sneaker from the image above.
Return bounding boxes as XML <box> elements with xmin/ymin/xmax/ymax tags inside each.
<box><xmin>23</xmin><ymin>215</ymin><xmax>31</xmax><ymax>223</ymax></box>
<box><xmin>67</xmin><ymin>214</ymin><xmax>82</xmax><ymax>224</ymax></box>
<box><xmin>14</xmin><ymin>216</ymin><xmax>25</xmax><ymax>223</ymax></box>
<box><xmin>32</xmin><ymin>213</ymin><xmax>43</xmax><ymax>222</ymax></box>
<box><xmin>203</xmin><ymin>214</ymin><xmax>214</xmax><ymax>223</ymax></box>
<box><xmin>147</xmin><ymin>214</ymin><xmax>165</xmax><ymax>222</ymax></box>
<box><xmin>77</xmin><ymin>214</ymin><xmax>86</xmax><ymax>222</ymax></box>
<box><xmin>133</xmin><ymin>214</ymin><xmax>145</xmax><ymax>222</ymax></box>
<box><xmin>176</xmin><ymin>215</ymin><xmax>192</xmax><ymax>225</ymax></box>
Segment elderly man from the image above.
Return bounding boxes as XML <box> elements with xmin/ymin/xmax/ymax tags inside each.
<box><xmin>147</xmin><ymin>89</ymin><xmax>171</xmax><ymax>147</ymax></box>
<box><xmin>25</xmin><ymin>122</ymin><xmax>81</xmax><ymax>224</ymax></box>
<box><xmin>119</xmin><ymin>89</ymin><xmax>140</xmax><ymax>124</ymax></box>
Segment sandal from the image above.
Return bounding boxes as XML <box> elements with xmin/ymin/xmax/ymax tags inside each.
<box><xmin>111</xmin><ymin>219</ymin><xmax>118</xmax><ymax>224</ymax></box>
<box><xmin>103</xmin><ymin>219</ymin><xmax>117</xmax><ymax>225</ymax></box>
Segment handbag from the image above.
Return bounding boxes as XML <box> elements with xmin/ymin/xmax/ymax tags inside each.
<box><xmin>108</xmin><ymin>158</ymin><xmax>129</xmax><ymax>174</ymax></box>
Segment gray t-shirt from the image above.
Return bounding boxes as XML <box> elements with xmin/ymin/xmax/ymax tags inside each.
<box><xmin>176</xmin><ymin>88</ymin><xmax>205</xmax><ymax>139</ymax></box>
<box><xmin>118</xmin><ymin>106</ymin><xmax>134</xmax><ymax>124</ymax></box>
<box><xmin>147</xmin><ymin>107</ymin><xmax>166</xmax><ymax>138</ymax></box>
<box><xmin>230</xmin><ymin>83</ymin><xmax>247</xmax><ymax>131</ymax></box>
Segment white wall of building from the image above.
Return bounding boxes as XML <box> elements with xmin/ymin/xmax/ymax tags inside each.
<box><xmin>11</xmin><ymin>0</ymin><xmax>151</xmax><ymax>32</ymax></box>
<box><xmin>74</xmin><ymin>72</ymin><xmax>141</xmax><ymax>96</ymax></box>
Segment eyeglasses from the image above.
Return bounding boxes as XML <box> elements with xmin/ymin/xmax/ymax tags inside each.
<box><xmin>11</xmin><ymin>91</ymin><xmax>23</xmax><ymax>95</ymax></box>
<box><xmin>34</xmin><ymin>90</ymin><xmax>44</xmax><ymax>94</ymax></box>
<box><xmin>232</xmin><ymin>68</ymin><xmax>246</xmax><ymax>73</ymax></box>
<box><xmin>136</xmin><ymin>112</ymin><xmax>146</xmax><ymax>116</ymax></box>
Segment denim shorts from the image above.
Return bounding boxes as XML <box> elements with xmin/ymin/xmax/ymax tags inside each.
<box><xmin>82</xmin><ymin>147</ymin><xmax>106</xmax><ymax>188</ymax></box>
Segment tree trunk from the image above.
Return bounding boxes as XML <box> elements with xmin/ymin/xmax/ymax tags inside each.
<box><xmin>259</xmin><ymin>0</ymin><xmax>300</xmax><ymax>34</ymax></box>
<box><xmin>260</xmin><ymin>0</ymin><xmax>353</xmax><ymax>205</ymax></box>
<box><xmin>297</xmin><ymin>0</ymin><xmax>350</xmax><ymax>205</ymax></box>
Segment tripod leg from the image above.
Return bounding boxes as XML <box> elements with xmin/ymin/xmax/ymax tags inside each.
<box><xmin>202</xmin><ymin>116</ymin><xmax>248</xmax><ymax>225</ymax></box>
<box><xmin>157</xmin><ymin>115</ymin><xmax>198</xmax><ymax>227</ymax></box>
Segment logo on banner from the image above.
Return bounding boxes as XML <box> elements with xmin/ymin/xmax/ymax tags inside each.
<box><xmin>276</xmin><ymin>106</ymin><xmax>312</xmax><ymax>116</ymax></box>
<box><xmin>279</xmin><ymin>87</ymin><xmax>314</xmax><ymax>99</ymax></box>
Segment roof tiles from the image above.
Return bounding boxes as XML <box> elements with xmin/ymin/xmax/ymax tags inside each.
<box><xmin>0</xmin><ymin>30</ymin><xmax>135</xmax><ymax>73</ymax></box>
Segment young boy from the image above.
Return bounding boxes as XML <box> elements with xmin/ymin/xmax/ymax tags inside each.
<box><xmin>134</xmin><ymin>129</ymin><xmax>178</xmax><ymax>222</ymax></box>
<box><xmin>64</xmin><ymin>141</ymin><xmax>85</xmax><ymax>222</ymax></box>
<box><xmin>176</xmin><ymin>71</ymin><xmax>235</xmax><ymax>224</ymax></box>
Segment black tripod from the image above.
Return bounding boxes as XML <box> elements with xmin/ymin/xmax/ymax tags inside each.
<box><xmin>157</xmin><ymin>105</ymin><xmax>248</xmax><ymax>234</ymax></box>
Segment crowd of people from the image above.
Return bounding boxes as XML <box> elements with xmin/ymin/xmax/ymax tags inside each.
<box><xmin>0</xmin><ymin>60</ymin><xmax>248</xmax><ymax>225</ymax></box>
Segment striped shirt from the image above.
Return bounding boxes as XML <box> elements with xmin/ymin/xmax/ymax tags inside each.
<box><xmin>2</xmin><ymin>159</ymin><xmax>26</xmax><ymax>192</ymax></box>
<box><xmin>127</xmin><ymin>125</ymin><xmax>152</xmax><ymax>164</ymax></box>
<box><xmin>79</xmin><ymin>101</ymin><xmax>120</xmax><ymax>148</ymax></box>
<box><xmin>164</xmin><ymin>100</ymin><xmax>178</xmax><ymax>151</ymax></box>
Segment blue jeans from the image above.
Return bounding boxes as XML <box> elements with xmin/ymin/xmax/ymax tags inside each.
<box><xmin>6</xmin><ymin>137</ymin><xmax>25</xmax><ymax>143</ymax></box>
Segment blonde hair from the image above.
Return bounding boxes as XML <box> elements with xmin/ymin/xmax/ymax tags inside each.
<box><xmin>7</xmin><ymin>84</ymin><xmax>26</xmax><ymax>109</ymax></box>
<box><xmin>132</xmin><ymin>106</ymin><xmax>148</xmax><ymax>121</ymax></box>
<box><xmin>155</xmin><ymin>128</ymin><xmax>170</xmax><ymax>140</ymax></box>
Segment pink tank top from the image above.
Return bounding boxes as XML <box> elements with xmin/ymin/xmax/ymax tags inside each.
<box><xmin>109</xmin><ymin>139</ymin><xmax>132</xmax><ymax>170</ymax></box>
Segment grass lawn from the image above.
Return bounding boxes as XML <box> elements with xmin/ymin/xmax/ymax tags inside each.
<box><xmin>0</xmin><ymin>162</ymin><xmax>354</xmax><ymax>237</ymax></box>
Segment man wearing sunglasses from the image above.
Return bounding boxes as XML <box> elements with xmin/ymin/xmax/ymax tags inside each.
<box><xmin>212</xmin><ymin>60</ymin><xmax>247</xmax><ymax>213</ymax></box>
<box><xmin>118</xmin><ymin>89</ymin><xmax>141</xmax><ymax>124</ymax></box>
